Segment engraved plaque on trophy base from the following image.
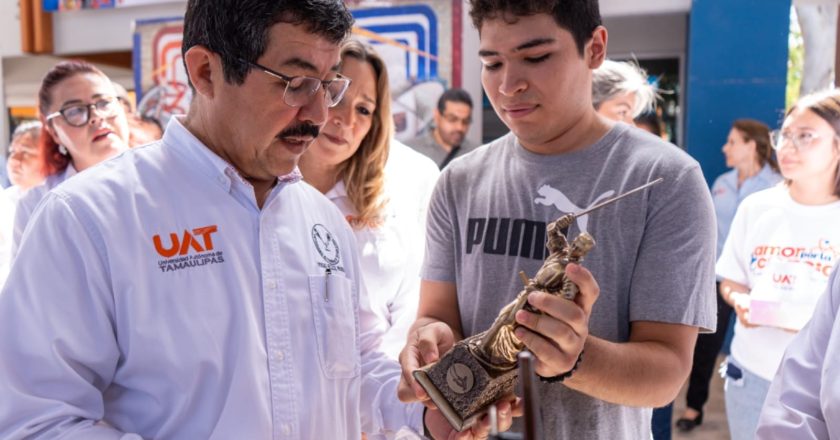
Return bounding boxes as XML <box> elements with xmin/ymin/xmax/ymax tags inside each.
<box><xmin>413</xmin><ymin>342</ymin><xmax>518</xmax><ymax>431</ymax></box>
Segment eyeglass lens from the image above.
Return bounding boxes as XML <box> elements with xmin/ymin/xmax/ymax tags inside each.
<box><xmin>62</xmin><ymin>98</ymin><xmax>120</xmax><ymax>126</ymax></box>
<box><xmin>284</xmin><ymin>77</ymin><xmax>349</xmax><ymax>108</ymax></box>
<box><xmin>773</xmin><ymin>131</ymin><xmax>819</xmax><ymax>152</ymax></box>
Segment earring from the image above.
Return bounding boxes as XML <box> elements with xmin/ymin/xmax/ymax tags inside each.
<box><xmin>58</xmin><ymin>145</ymin><xmax>68</xmax><ymax>156</ymax></box>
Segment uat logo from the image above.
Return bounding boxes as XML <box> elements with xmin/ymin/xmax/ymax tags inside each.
<box><xmin>153</xmin><ymin>225</ymin><xmax>219</xmax><ymax>258</ymax></box>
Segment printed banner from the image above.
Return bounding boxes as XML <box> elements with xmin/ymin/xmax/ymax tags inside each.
<box><xmin>133</xmin><ymin>17</ymin><xmax>191</xmax><ymax>127</ymax></box>
<box><xmin>349</xmin><ymin>1</ymin><xmax>457</xmax><ymax>140</ymax></box>
<box><xmin>131</xmin><ymin>1</ymin><xmax>461</xmax><ymax>136</ymax></box>
<box><xmin>44</xmin><ymin>0</ymin><xmax>175</xmax><ymax>12</ymax></box>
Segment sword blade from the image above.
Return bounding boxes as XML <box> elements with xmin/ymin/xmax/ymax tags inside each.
<box><xmin>574</xmin><ymin>177</ymin><xmax>664</xmax><ymax>218</ymax></box>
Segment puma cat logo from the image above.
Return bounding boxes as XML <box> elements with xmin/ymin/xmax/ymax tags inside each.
<box><xmin>534</xmin><ymin>185</ymin><xmax>615</xmax><ymax>233</ymax></box>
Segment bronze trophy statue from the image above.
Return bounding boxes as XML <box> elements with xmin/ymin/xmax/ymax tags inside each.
<box><xmin>413</xmin><ymin>178</ymin><xmax>663</xmax><ymax>432</ymax></box>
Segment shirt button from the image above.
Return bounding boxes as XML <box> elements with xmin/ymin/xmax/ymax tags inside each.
<box><xmin>275</xmin><ymin>350</ymin><xmax>284</xmax><ymax>361</ymax></box>
<box><xmin>281</xmin><ymin>424</ymin><xmax>291</xmax><ymax>436</ymax></box>
<box><xmin>266</xmin><ymin>280</ymin><xmax>277</xmax><ymax>290</ymax></box>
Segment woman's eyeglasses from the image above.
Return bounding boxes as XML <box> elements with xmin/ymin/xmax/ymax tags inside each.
<box><xmin>770</xmin><ymin>129</ymin><xmax>834</xmax><ymax>152</ymax></box>
<box><xmin>45</xmin><ymin>97</ymin><xmax>122</xmax><ymax>127</ymax></box>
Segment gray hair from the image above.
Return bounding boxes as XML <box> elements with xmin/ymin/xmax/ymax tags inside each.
<box><xmin>11</xmin><ymin>120</ymin><xmax>42</xmax><ymax>143</ymax></box>
<box><xmin>592</xmin><ymin>60</ymin><xmax>657</xmax><ymax>117</ymax></box>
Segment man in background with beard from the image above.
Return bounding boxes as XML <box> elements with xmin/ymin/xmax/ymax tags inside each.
<box><xmin>406</xmin><ymin>87</ymin><xmax>477</xmax><ymax>169</ymax></box>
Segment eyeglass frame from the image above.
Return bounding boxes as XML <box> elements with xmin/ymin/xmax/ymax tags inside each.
<box><xmin>440</xmin><ymin>111</ymin><xmax>473</xmax><ymax>126</ymax></box>
<box><xmin>770</xmin><ymin>128</ymin><xmax>840</xmax><ymax>152</ymax></box>
<box><xmin>44</xmin><ymin>96</ymin><xmax>122</xmax><ymax>128</ymax></box>
<box><xmin>238</xmin><ymin>58</ymin><xmax>351</xmax><ymax>108</ymax></box>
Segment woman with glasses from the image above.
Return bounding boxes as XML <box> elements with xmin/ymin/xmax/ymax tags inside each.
<box><xmin>676</xmin><ymin>119</ymin><xmax>781</xmax><ymax>433</ymax></box>
<box><xmin>11</xmin><ymin>60</ymin><xmax>129</xmax><ymax>256</ymax></box>
<box><xmin>298</xmin><ymin>41</ymin><xmax>439</xmax><ymax>360</ymax></box>
<box><xmin>716</xmin><ymin>89</ymin><xmax>840</xmax><ymax>439</ymax></box>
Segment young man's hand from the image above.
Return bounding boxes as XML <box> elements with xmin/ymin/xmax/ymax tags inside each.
<box><xmin>397</xmin><ymin>321</ymin><xmax>456</xmax><ymax>403</ymax></box>
<box><xmin>424</xmin><ymin>398</ymin><xmax>523</xmax><ymax>440</ymax></box>
<box><xmin>512</xmin><ymin>263</ymin><xmax>600</xmax><ymax>378</ymax></box>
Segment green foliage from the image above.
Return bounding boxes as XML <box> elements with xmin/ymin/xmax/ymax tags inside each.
<box><xmin>787</xmin><ymin>7</ymin><xmax>804</xmax><ymax>110</ymax></box>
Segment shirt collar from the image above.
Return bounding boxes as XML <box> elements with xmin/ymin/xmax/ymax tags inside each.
<box><xmin>163</xmin><ymin>116</ymin><xmax>303</xmax><ymax>191</ymax></box>
<box><xmin>62</xmin><ymin>162</ymin><xmax>78</xmax><ymax>180</ymax></box>
<box><xmin>324</xmin><ymin>179</ymin><xmax>348</xmax><ymax>200</ymax></box>
<box><xmin>756</xmin><ymin>163</ymin><xmax>778</xmax><ymax>181</ymax></box>
<box><xmin>47</xmin><ymin>162</ymin><xmax>78</xmax><ymax>189</ymax></box>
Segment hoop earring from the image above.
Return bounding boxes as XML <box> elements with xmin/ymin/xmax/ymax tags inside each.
<box><xmin>58</xmin><ymin>145</ymin><xmax>68</xmax><ymax>156</ymax></box>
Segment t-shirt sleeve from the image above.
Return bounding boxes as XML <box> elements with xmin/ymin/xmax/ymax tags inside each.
<box><xmin>421</xmin><ymin>169</ymin><xmax>457</xmax><ymax>283</ymax></box>
<box><xmin>629</xmin><ymin>164</ymin><xmax>718</xmax><ymax>332</ymax></box>
<box><xmin>716</xmin><ymin>196</ymin><xmax>753</xmax><ymax>286</ymax></box>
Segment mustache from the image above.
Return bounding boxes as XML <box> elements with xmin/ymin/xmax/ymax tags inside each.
<box><xmin>277</xmin><ymin>123</ymin><xmax>320</xmax><ymax>139</ymax></box>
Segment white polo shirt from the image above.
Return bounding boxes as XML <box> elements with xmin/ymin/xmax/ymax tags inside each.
<box><xmin>0</xmin><ymin>117</ymin><xmax>422</xmax><ymax>439</ymax></box>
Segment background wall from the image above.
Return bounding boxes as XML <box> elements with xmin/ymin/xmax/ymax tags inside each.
<box><xmin>685</xmin><ymin>0</ymin><xmax>791</xmax><ymax>186</ymax></box>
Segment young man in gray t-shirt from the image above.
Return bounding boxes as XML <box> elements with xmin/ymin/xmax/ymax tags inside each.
<box><xmin>398</xmin><ymin>1</ymin><xmax>717</xmax><ymax>438</ymax></box>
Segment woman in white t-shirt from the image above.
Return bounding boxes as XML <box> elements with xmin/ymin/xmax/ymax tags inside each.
<box><xmin>717</xmin><ymin>89</ymin><xmax>840</xmax><ymax>440</ymax></box>
<box><xmin>299</xmin><ymin>41</ymin><xmax>439</xmax><ymax>360</ymax></box>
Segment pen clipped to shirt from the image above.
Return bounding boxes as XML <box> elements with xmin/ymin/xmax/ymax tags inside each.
<box><xmin>324</xmin><ymin>267</ymin><xmax>332</xmax><ymax>302</ymax></box>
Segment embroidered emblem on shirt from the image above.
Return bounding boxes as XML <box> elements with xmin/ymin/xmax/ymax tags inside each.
<box><xmin>312</xmin><ymin>224</ymin><xmax>344</xmax><ymax>272</ymax></box>
<box><xmin>533</xmin><ymin>184</ymin><xmax>615</xmax><ymax>233</ymax></box>
<box><xmin>153</xmin><ymin>225</ymin><xmax>225</xmax><ymax>272</ymax></box>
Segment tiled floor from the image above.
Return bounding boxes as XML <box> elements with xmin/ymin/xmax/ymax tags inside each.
<box><xmin>672</xmin><ymin>355</ymin><xmax>729</xmax><ymax>440</ymax></box>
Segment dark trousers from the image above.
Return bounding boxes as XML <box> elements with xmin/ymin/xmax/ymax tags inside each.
<box><xmin>652</xmin><ymin>403</ymin><xmax>673</xmax><ymax>439</ymax></box>
<box><xmin>685</xmin><ymin>282</ymin><xmax>733</xmax><ymax>412</ymax></box>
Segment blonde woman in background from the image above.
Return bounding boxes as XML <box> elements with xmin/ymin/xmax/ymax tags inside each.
<box><xmin>299</xmin><ymin>41</ymin><xmax>439</xmax><ymax>360</ymax></box>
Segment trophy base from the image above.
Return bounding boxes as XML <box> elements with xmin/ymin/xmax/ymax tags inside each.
<box><xmin>413</xmin><ymin>342</ymin><xmax>518</xmax><ymax>431</ymax></box>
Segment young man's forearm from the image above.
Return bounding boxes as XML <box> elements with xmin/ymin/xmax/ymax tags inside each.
<box><xmin>564</xmin><ymin>333</ymin><xmax>694</xmax><ymax>407</ymax></box>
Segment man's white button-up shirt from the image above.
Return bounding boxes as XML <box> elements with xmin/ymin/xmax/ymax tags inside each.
<box><xmin>0</xmin><ymin>118</ymin><xmax>422</xmax><ymax>439</ymax></box>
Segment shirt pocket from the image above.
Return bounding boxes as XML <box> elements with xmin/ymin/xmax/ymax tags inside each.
<box><xmin>308</xmin><ymin>273</ymin><xmax>360</xmax><ymax>379</ymax></box>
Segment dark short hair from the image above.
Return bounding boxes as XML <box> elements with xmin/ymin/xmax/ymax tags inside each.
<box><xmin>437</xmin><ymin>88</ymin><xmax>473</xmax><ymax>113</ymax></box>
<box><xmin>182</xmin><ymin>0</ymin><xmax>354</xmax><ymax>86</ymax></box>
<box><xmin>468</xmin><ymin>0</ymin><xmax>601</xmax><ymax>56</ymax></box>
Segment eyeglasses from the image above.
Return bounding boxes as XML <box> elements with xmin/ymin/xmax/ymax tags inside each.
<box><xmin>442</xmin><ymin>113</ymin><xmax>472</xmax><ymax>126</ymax></box>
<box><xmin>771</xmin><ymin>129</ymin><xmax>834</xmax><ymax>152</ymax></box>
<box><xmin>45</xmin><ymin>97</ymin><xmax>122</xmax><ymax>127</ymax></box>
<box><xmin>240</xmin><ymin>59</ymin><xmax>351</xmax><ymax>108</ymax></box>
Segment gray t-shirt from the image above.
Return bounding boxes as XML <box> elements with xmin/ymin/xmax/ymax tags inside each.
<box><xmin>422</xmin><ymin>124</ymin><xmax>716</xmax><ymax>439</ymax></box>
<box><xmin>405</xmin><ymin>130</ymin><xmax>478</xmax><ymax>169</ymax></box>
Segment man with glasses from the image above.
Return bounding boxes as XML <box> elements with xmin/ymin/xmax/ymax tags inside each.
<box><xmin>406</xmin><ymin>87</ymin><xmax>477</xmax><ymax>169</ymax></box>
<box><xmin>0</xmin><ymin>1</ymin><xmax>499</xmax><ymax>438</ymax></box>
